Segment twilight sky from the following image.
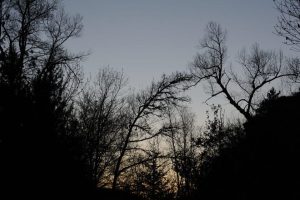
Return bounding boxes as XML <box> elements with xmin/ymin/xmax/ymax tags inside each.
<box><xmin>63</xmin><ymin>0</ymin><xmax>295</xmax><ymax>123</ymax></box>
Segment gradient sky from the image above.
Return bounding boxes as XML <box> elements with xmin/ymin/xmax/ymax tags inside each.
<box><xmin>63</xmin><ymin>0</ymin><xmax>296</xmax><ymax>123</ymax></box>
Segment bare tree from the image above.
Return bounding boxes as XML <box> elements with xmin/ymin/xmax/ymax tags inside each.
<box><xmin>0</xmin><ymin>0</ymin><xmax>85</xmax><ymax>99</ymax></box>
<box><xmin>189</xmin><ymin>22</ymin><xmax>295</xmax><ymax>120</ymax></box>
<box><xmin>112</xmin><ymin>72</ymin><xmax>190</xmax><ymax>190</ymax></box>
<box><xmin>274</xmin><ymin>0</ymin><xmax>300</xmax><ymax>51</ymax></box>
<box><xmin>165</xmin><ymin>107</ymin><xmax>200</xmax><ymax>199</ymax></box>
<box><xmin>286</xmin><ymin>57</ymin><xmax>300</xmax><ymax>82</ymax></box>
<box><xmin>77</xmin><ymin>67</ymin><xmax>127</xmax><ymax>187</ymax></box>
<box><xmin>274</xmin><ymin>0</ymin><xmax>300</xmax><ymax>83</ymax></box>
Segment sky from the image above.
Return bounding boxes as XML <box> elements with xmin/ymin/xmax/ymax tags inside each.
<box><xmin>62</xmin><ymin>0</ymin><xmax>296</xmax><ymax>124</ymax></box>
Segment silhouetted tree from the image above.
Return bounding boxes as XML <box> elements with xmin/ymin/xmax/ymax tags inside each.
<box><xmin>196</xmin><ymin>105</ymin><xmax>243</xmax><ymax>160</ymax></box>
<box><xmin>165</xmin><ymin>107</ymin><xmax>200</xmax><ymax>199</ymax></box>
<box><xmin>189</xmin><ymin>22</ymin><xmax>296</xmax><ymax>120</ymax></box>
<box><xmin>274</xmin><ymin>0</ymin><xmax>300</xmax><ymax>51</ymax></box>
<box><xmin>0</xmin><ymin>0</ymin><xmax>91</xmax><ymax>197</ymax></box>
<box><xmin>274</xmin><ymin>0</ymin><xmax>300</xmax><ymax>84</ymax></box>
<box><xmin>77</xmin><ymin>67</ymin><xmax>128</xmax><ymax>187</ymax></box>
<box><xmin>112</xmin><ymin>72</ymin><xmax>190</xmax><ymax>190</ymax></box>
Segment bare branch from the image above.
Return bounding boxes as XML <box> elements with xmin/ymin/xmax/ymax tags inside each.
<box><xmin>189</xmin><ymin>22</ymin><xmax>297</xmax><ymax>120</ymax></box>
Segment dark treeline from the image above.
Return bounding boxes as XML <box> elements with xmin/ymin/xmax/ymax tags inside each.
<box><xmin>0</xmin><ymin>0</ymin><xmax>300</xmax><ymax>199</ymax></box>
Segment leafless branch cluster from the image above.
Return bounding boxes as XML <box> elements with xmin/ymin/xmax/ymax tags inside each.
<box><xmin>274</xmin><ymin>0</ymin><xmax>300</xmax><ymax>51</ymax></box>
<box><xmin>190</xmin><ymin>22</ymin><xmax>298</xmax><ymax>120</ymax></box>
<box><xmin>77</xmin><ymin>67</ymin><xmax>128</xmax><ymax>187</ymax></box>
<box><xmin>0</xmin><ymin>0</ymin><xmax>85</xmax><ymax>101</ymax></box>
<box><xmin>112</xmin><ymin>72</ymin><xmax>191</xmax><ymax>189</ymax></box>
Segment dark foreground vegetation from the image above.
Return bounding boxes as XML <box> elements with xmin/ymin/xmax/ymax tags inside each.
<box><xmin>0</xmin><ymin>0</ymin><xmax>300</xmax><ymax>199</ymax></box>
<box><xmin>195</xmin><ymin>90</ymin><xmax>300</xmax><ymax>199</ymax></box>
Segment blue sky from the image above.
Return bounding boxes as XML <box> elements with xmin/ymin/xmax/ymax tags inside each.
<box><xmin>63</xmin><ymin>0</ymin><xmax>295</xmax><ymax>123</ymax></box>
